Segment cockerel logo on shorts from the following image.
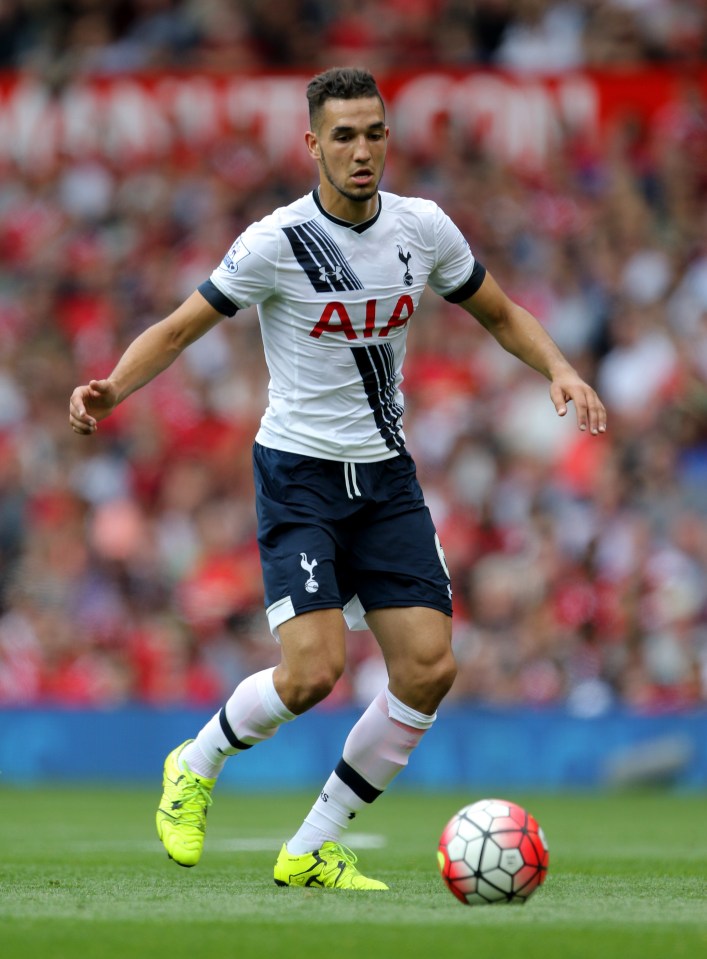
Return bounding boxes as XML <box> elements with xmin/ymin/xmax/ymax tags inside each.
<box><xmin>300</xmin><ymin>553</ymin><xmax>319</xmax><ymax>593</ymax></box>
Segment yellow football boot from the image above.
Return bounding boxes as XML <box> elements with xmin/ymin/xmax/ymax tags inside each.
<box><xmin>156</xmin><ymin>740</ymin><xmax>215</xmax><ymax>867</ymax></box>
<box><xmin>274</xmin><ymin>841</ymin><xmax>388</xmax><ymax>890</ymax></box>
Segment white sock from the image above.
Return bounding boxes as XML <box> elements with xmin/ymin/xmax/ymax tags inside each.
<box><xmin>286</xmin><ymin>687</ymin><xmax>435</xmax><ymax>854</ymax></box>
<box><xmin>182</xmin><ymin>667</ymin><xmax>295</xmax><ymax>779</ymax></box>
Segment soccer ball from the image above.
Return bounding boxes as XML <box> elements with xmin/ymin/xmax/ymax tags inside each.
<box><xmin>437</xmin><ymin>798</ymin><xmax>549</xmax><ymax>906</ymax></box>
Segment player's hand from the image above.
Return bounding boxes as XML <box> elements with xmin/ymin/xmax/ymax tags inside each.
<box><xmin>69</xmin><ymin>379</ymin><xmax>118</xmax><ymax>434</ymax></box>
<box><xmin>549</xmin><ymin>373</ymin><xmax>607</xmax><ymax>435</ymax></box>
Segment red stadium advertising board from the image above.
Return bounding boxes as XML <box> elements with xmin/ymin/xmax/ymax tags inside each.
<box><xmin>0</xmin><ymin>68</ymin><xmax>704</xmax><ymax>170</ymax></box>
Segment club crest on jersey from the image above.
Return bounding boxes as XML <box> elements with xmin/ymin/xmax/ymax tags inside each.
<box><xmin>300</xmin><ymin>553</ymin><xmax>319</xmax><ymax>593</ymax></box>
<box><xmin>223</xmin><ymin>236</ymin><xmax>251</xmax><ymax>273</ymax></box>
<box><xmin>397</xmin><ymin>245</ymin><xmax>413</xmax><ymax>286</ymax></box>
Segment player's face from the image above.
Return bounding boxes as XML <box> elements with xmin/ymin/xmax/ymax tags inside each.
<box><xmin>306</xmin><ymin>96</ymin><xmax>389</xmax><ymax>222</ymax></box>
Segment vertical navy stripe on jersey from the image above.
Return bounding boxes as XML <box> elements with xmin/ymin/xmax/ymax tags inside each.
<box><xmin>306</xmin><ymin>220</ymin><xmax>363</xmax><ymax>289</ymax></box>
<box><xmin>351</xmin><ymin>343</ymin><xmax>405</xmax><ymax>451</ymax></box>
<box><xmin>283</xmin><ymin>221</ymin><xmax>364</xmax><ymax>293</ymax></box>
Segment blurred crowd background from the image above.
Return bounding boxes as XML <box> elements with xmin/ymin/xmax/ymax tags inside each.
<box><xmin>1</xmin><ymin>0</ymin><xmax>706</xmax><ymax>75</ymax></box>
<box><xmin>1</xmin><ymin>0</ymin><xmax>707</xmax><ymax>715</ymax></box>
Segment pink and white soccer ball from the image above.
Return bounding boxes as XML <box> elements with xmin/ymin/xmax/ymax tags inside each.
<box><xmin>437</xmin><ymin>798</ymin><xmax>549</xmax><ymax>905</ymax></box>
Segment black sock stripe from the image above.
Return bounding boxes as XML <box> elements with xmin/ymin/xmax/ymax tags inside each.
<box><xmin>219</xmin><ymin>707</ymin><xmax>253</xmax><ymax>751</ymax></box>
<box><xmin>335</xmin><ymin>758</ymin><xmax>382</xmax><ymax>804</ymax></box>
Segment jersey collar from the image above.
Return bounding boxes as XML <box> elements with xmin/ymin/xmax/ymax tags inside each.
<box><xmin>312</xmin><ymin>189</ymin><xmax>382</xmax><ymax>234</ymax></box>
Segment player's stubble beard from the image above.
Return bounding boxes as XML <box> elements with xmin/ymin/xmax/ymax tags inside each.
<box><xmin>319</xmin><ymin>148</ymin><xmax>384</xmax><ymax>205</ymax></box>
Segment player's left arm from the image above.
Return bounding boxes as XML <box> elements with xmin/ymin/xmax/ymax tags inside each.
<box><xmin>459</xmin><ymin>270</ymin><xmax>607</xmax><ymax>435</ymax></box>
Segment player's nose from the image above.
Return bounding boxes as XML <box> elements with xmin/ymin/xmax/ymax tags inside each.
<box><xmin>353</xmin><ymin>135</ymin><xmax>372</xmax><ymax>158</ymax></box>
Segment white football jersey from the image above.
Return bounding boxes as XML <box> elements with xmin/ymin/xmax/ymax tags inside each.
<box><xmin>202</xmin><ymin>189</ymin><xmax>483</xmax><ymax>462</ymax></box>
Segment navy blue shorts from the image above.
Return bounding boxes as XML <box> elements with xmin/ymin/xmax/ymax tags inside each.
<box><xmin>252</xmin><ymin>442</ymin><xmax>453</xmax><ymax>636</ymax></box>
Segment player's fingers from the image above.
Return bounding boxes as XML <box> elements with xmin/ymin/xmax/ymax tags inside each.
<box><xmin>570</xmin><ymin>386</ymin><xmax>607</xmax><ymax>435</ymax></box>
<box><xmin>586</xmin><ymin>392</ymin><xmax>607</xmax><ymax>436</ymax></box>
<box><xmin>550</xmin><ymin>382</ymin><xmax>607</xmax><ymax>435</ymax></box>
<box><xmin>69</xmin><ymin>386</ymin><xmax>98</xmax><ymax>433</ymax></box>
<box><xmin>69</xmin><ymin>408</ymin><xmax>97</xmax><ymax>433</ymax></box>
<box><xmin>549</xmin><ymin>382</ymin><xmax>568</xmax><ymax>418</ymax></box>
<box><xmin>70</xmin><ymin>419</ymin><xmax>95</xmax><ymax>434</ymax></box>
<box><xmin>572</xmin><ymin>386</ymin><xmax>589</xmax><ymax>432</ymax></box>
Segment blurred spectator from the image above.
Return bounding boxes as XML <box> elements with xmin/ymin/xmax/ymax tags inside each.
<box><xmin>1</xmin><ymin>1</ymin><xmax>706</xmax><ymax>73</ymax></box>
<box><xmin>494</xmin><ymin>0</ymin><xmax>586</xmax><ymax>73</ymax></box>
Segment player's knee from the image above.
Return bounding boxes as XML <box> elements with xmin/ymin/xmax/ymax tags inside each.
<box><xmin>282</xmin><ymin>661</ymin><xmax>344</xmax><ymax>713</ymax></box>
<box><xmin>427</xmin><ymin>651</ymin><xmax>457</xmax><ymax>700</ymax></box>
<box><xmin>307</xmin><ymin>663</ymin><xmax>343</xmax><ymax>704</ymax></box>
<box><xmin>391</xmin><ymin>649</ymin><xmax>457</xmax><ymax>712</ymax></box>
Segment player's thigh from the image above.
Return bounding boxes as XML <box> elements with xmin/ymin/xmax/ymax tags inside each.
<box><xmin>276</xmin><ymin>607</ymin><xmax>347</xmax><ymax>711</ymax></box>
<box><xmin>366</xmin><ymin>605</ymin><xmax>453</xmax><ymax>675</ymax></box>
<box><xmin>366</xmin><ymin>605</ymin><xmax>455</xmax><ymax>712</ymax></box>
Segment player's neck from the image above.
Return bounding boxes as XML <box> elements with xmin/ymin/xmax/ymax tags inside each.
<box><xmin>316</xmin><ymin>184</ymin><xmax>379</xmax><ymax>225</ymax></box>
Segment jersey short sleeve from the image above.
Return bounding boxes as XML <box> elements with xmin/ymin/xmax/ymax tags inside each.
<box><xmin>208</xmin><ymin>216</ymin><xmax>281</xmax><ymax>311</ymax></box>
<box><xmin>426</xmin><ymin>206</ymin><xmax>480</xmax><ymax>300</ymax></box>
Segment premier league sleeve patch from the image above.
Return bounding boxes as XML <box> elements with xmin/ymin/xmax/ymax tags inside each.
<box><xmin>223</xmin><ymin>236</ymin><xmax>251</xmax><ymax>273</ymax></box>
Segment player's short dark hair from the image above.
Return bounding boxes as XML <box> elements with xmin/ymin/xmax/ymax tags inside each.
<box><xmin>307</xmin><ymin>67</ymin><xmax>384</xmax><ymax>129</ymax></box>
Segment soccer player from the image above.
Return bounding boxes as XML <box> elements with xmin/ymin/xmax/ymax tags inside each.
<box><xmin>69</xmin><ymin>67</ymin><xmax>606</xmax><ymax>890</ymax></box>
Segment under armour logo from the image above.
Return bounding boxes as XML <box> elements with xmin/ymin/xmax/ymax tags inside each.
<box><xmin>300</xmin><ymin>553</ymin><xmax>319</xmax><ymax>593</ymax></box>
<box><xmin>397</xmin><ymin>245</ymin><xmax>413</xmax><ymax>286</ymax></box>
<box><xmin>319</xmin><ymin>264</ymin><xmax>343</xmax><ymax>284</ymax></box>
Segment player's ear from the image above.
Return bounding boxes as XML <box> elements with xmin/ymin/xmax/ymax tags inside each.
<box><xmin>305</xmin><ymin>130</ymin><xmax>321</xmax><ymax>160</ymax></box>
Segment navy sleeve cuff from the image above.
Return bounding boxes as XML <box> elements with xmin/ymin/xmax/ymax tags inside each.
<box><xmin>443</xmin><ymin>260</ymin><xmax>487</xmax><ymax>304</ymax></box>
<box><xmin>197</xmin><ymin>279</ymin><xmax>239</xmax><ymax>317</ymax></box>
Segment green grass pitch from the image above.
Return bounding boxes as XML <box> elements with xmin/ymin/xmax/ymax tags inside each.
<box><xmin>1</xmin><ymin>786</ymin><xmax>704</xmax><ymax>959</ymax></box>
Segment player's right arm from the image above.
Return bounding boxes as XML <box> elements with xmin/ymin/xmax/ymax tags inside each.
<box><xmin>69</xmin><ymin>290</ymin><xmax>224</xmax><ymax>434</ymax></box>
